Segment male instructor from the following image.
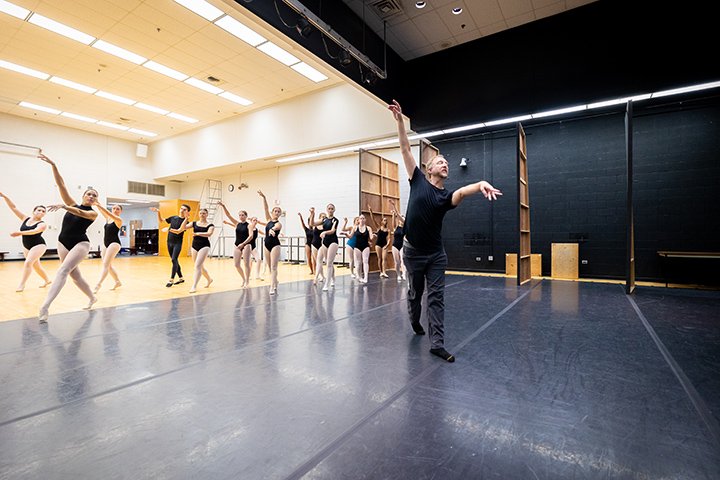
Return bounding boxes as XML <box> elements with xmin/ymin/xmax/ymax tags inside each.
<box><xmin>390</xmin><ymin>100</ymin><xmax>502</xmax><ymax>362</ymax></box>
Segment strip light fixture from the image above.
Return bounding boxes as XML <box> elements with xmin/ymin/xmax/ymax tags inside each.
<box><xmin>276</xmin><ymin>80</ymin><xmax>720</xmax><ymax>164</ymax></box>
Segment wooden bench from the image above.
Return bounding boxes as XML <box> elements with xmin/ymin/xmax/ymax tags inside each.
<box><xmin>0</xmin><ymin>251</ymin><xmax>8</xmax><ymax>261</ymax></box>
<box><xmin>657</xmin><ymin>251</ymin><xmax>720</xmax><ymax>287</ymax></box>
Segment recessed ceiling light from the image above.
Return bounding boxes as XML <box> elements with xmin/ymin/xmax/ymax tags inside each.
<box><xmin>18</xmin><ymin>101</ymin><xmax>60</xmax><ymax>115</ymax></box>
<box><xmin>184</xmin><ymin>77</ymin><xmax>224</xmax><ymax>94</ymax></box>
<box><xmin>97</xmin><ymin>121</ymin><xmax>130</xmax><ymax>131</ymax></box>
<box><xmin>257</xmin><ymin>42</ymin><xmax>300</xmax><ymax>66</ymax></box>
<box><xmin>167</xmin><ymin>112</ymin><xmax>199</xmax><ymax>123</ymax></box>
<box><xmin>415</xmin><ymin>1</ymin><xmax>426</xmax><ymax>8</ymax></box>
<box><xmin>95</xmin><ymin>90</ymin><xmax>136</xmax><ymax>105</ymax></box>
<box><xmin>61</xmin><ymin>111</ymin><xmax>98</xmax><ymax>123</ymax></box>
<box><xmin>291</xmin><ymin>62</ymin><xmax>328</xmax><ymax>83</ymax></box>
<box><xmin>135</xmin><ymin>103</ymin><xmax>170</xmax><ymax>115</ymax></box>
<box><xmin>49</xmin><ymin>76</ymin><xmax>97</xmax><ymax>93</ymax></box>
<box><xmin>173</xmin><ymin>0</ymin><xmax>224</xmax><ymax>22</ymax></box>
<box><xmin>0</xmin><ymin>59</ymin><xmax>49</xmax><ymax>80</ymax></box>
<box><xmin>128</xmin><ymin>128</ymin><xmax>157</xmax><ymax>137</ymax></box>
<box><xmin>214</xmin><ymin>15</ymin><xmax>266</xmax><ymax>47</ymax></box>
<box><xmin>452</xmin><ymin>7</ymin><xmax>463</xmax><ymax>15</ymax></box>
<box><xmin>218</xmin><ymin>91</ymin><xmax>253</xmax><ymax>106</ymax></box>
<box><xmin>0</xmin><ymin>0</ymin><xmax>30</xmax><ymax>20</ymax></box>
<box><xmin>93</xmin><ymin>40</ymin><xmax>147</xmax><ymax>65</ymax></box>
<box><xmin>143</xmin><ymin>61</ymin><xmax>189</xmax><ymax>81</ymax></box>
<box><xmin>27</xmin><ymin>13</ymin><xmax>95</xmax><ymax>44</ymax></box>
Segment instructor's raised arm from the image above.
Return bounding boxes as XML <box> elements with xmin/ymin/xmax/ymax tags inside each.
<box><xmin>389</xmin><ymin>100</ymin><xmax>417</xmax><ymax>179</ymax></box>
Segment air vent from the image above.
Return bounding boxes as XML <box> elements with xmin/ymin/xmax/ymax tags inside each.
<box><xmin>128</xmin><ymin>181</ymin><xmax>165</xmax><ymax>196</ymax></box>
<box><xmin>369</xmin><ymin>0</ymin><xmax>404</xmax><ymax>19</ymax></box>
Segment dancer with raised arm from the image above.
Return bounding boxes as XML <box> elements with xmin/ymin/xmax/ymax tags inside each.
<box><xmin>389</xmin><ymin>100</ymin><xmax>502</xmax><ymax>362</ymax></box>
<box><xmin>298</xmin><ymin>211</ymin><xmax>315</xmax><ymax>276</ymax></box>
<box><xmin>1</xmin><ymin>192</ymin><xmax>51</xmax><ymax>291</ymax></box>
<box><xmin>389</xmin><ymin>199</ymin><xmax>406</xmax><ymax>282</ymax></box>
<box><xmin>93</xmin><ymin>203</ymin><xmax>123</xmax><ymax>293</ymax></box>
<box><xmin>258</xmin><ymin>190</ymin><xmax>282</xmax><ymax>295</ymax></box>
<box><xmin>150</xmin><ymin>204</ymin><xmax>190</xmax><ymax>287</ymax></box>
<box><xmin>37</xmin><ymin>153</ymin><xmax>99</xmax><ymax>322</ymax></box>
<box><xmin>219</xmin><ymin>201</ymin><xmax>257</xmax><ymax>288</ymax></box>
<box><xmin>341</xmin><ymin>217</ymin><xmax>359</xmax><ymax>279</ymax></box>
<box><xmin>310</xmin><ymin>208</ymin><xmax>326</xmax><ymax>284</ymax></box>
<box><xmin>368</xmin><ymin>205</ymin><xmax>390</xmax><ymax>278</ymax></box>
<box><xmin>312</xmin><ymin>204</ymin><xmax>340</xmax><ymax>292</ymax></box>
<box><xmin>178</xmin><ymin>207</ymin><xmax>214</xmax><ymax>293</ymax></box>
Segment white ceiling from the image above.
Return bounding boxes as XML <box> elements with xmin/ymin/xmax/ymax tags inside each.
<box><xmin>0</xmin><ymin>0</ymin><xmax>342</xmax><ymax>143</ymax></box>
<box><xmin>340</xmin><ymin>0</ymin><xmax>597</xmax><ymax>60</ymax></box>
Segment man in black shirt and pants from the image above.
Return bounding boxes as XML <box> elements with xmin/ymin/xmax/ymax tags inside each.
<box><xmin>389</xmin><ymin>100</ymin><xmax>502</xmax><ymax>362</ymax></box>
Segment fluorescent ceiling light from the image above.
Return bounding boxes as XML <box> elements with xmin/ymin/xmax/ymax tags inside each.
<box><xmin>173</xmin><ymin>0</ymin><xmax>224</xmax><ymax>21</ymax></box>
<box><xmin>135</xmin><ymin>102</ymin><xmax>169</xmax><ymax>115</ymax></box>
<box><xmin>97</xmin><ymin>121</ymin><xmax>129</xmax><ymax>131</ymax></box>
<box><xmin>0</xmin><ymin>59</ymin><xmax>49</xmax><ymax>80</ymax></box>
<box><xmin>257</xmin><ymin>42</ymin><xmax>300</xmax><ymax>66</ymax></box>
<box><xmin>143</xmin><ymin>61</ymin><xmax>189</xmax><ymax>81</ymax></box>
<box><xmin>184</xmin><ymin>77</ymin><xmax>224</xmax><ymax>94</ymax></box>
<box><xmin>484</xmin><ymin>115</ymin><xmax>532</xmax><ymax>126</ymax></box>
<box><xmin>18</xmin><ymin>101</ymin><xmax>60</xmax><ymax>115</ymax></box>
<box><xmin>215</xmin><ymin>16</ymin><xmax>266</xmax><ymax>46</ymax></box>
<box><xmin>93</xmin><ymin>40</ymin><xmax>147</xmax><ymax>65</ymax></box>
<box><xmin>276</xmin><ymin>152</ymin><xmax>321</xmax><ymax>163</ymax></box>
<box><xmin>61</xmin><ymin>111</ymin><xmax>98</xmax><ymax>123</ymax></box>
<box><xmin>586</xmin><ymin>97</ymin><xmax>628</xmax><ymax>109</ymax></box>
<box><xmin>0</xmin><ymin>0</ymin><xmax>30</xmax><ymax>20</ymax></box>
<box><xmin>218</xmin><ymin>91</ymin><xmax>252</xmax><ymax>106</ymax></box>
<box><xmin>531</xmin><ymin>104</ymin><xmax>586</xmax><ymax>119</ymax></box>
<box><xmin>27</xmin><ymin>13</ymin><xmax>95</xmax><ymax>45</ymax></box>
<box><xmin>651</xmin><ymin>81</ymin><xmax>720</xmax><ymax>98</ymax></box>
<box><xmin>407</xmin><ymin>130</ymin><xmax>445</xmax><ymax>140</ymax></box>
<box><xmin>49</xmin><ymin>76</ymin><xmax>96</xmax><ymax>93</ymax></box>
<box><xmin>373</xmin><ymin>138</ymin><xmax>400</xmax><ymax>146</ymax></box>
<box><xmin>128</xmin><ymin>128</ymin><xmax>157</xmax><ymax>137</ymax></box>
<box><xmin>95</xmin><ymin>90</ymin><xmax>136</xmax><ymax>105</ymax></box>
<box><xmin>291</xmin><ymin>62</ymin><xmax>328</xmax><ymax>82</ymax></box>
<box><xmin>167</xmin><ymin>112</ymin><xmax>199</xmax><ymax>123</ymax></box>
<box><xmin>442</xmin><ymin>123</ymin><xmax>485</xmax><ymax>134</ymax></box>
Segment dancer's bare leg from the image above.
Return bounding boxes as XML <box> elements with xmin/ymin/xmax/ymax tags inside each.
<box><xmin>95</xmin><ymin>243</ymin><xmax>121</xmax><ymax>292</ymax></box>
<box><xmin>18</xmin><ymin>244</ymin><xmax>48</xmax><ymax>291</ymax></box>
<box><xmin>39</xmin><ymin>242</ymin><xmax>95</xmax><ymax>321</ymax></box>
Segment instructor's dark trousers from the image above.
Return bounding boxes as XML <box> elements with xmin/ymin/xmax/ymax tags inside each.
<box><xmin>403</xmin><ymin>241</ymin><xmax>447</xmax><ymax>349</ymax></box>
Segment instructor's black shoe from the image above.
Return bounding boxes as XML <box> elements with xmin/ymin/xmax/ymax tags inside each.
<box><xmin>411</xmin><ymin>322</ymin><xmax>426</xmax><ymax>335</ymax></box>
<box><xmin>430</xmin><ymin>348</ymin><xmax>455</xmax><ymax>363</ymax></box>
<box><xmin>165</xmin><ymin>281</ymin><xmax>174</xmax><ymax>288</ymax></box>
<box><xmin>174</xmin><ymin>278</ymin><xmax>185</xmax><ymax>285</ymax></box>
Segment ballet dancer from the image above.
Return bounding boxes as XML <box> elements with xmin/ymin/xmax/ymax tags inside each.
<box><xmin>298</xmin><ymin>212</ymin><xmax>315</xmax><ymax>276</ymax></box>
<box><xmin>341</xmin><ymin>217</ymin><xmax>359</xmax><ymax>279</ymax></box>
<box><xmin>1</xmin><ymin>192</ymin><xmax>51</xmax><ymax>291</ymax></box>
<box><xmin>175</xmin><ymin>208</ymin><xmax>214</xmax><ymax>293</ymax></box>
<box><xmin>311</xmin><ymin>204</ymin><xmax>340</xmax><ymax>292</ymax></box>
<box><xmin>37</xmin><ymin>153</ymin><xmax>99</xmax><ymax>322</ymax></box>
<box><xmin>219</xmin><ymin>201</ymin><xmax>257</xmax><ymax>288</ymax></box>
<box><xmin>389</xmin><ymin>99</ymin><xmax>502</xmax><ymax>362</ymax></box>
<box><xmin>258</xmin><ymin>190</ymin><xmax>282</xmax><ymax>295</ymax></box>
<box><xmin>150</xmin><ymin>204</ymin><xmax>190</xmax><ymax>287</ymax></box>
<box><xmin>368</xmin><ymin>205</ymin><xmax>390</xmax><ymax>278</ymax></box>
<box><xmin>389</xmin><ymin>199</ymin><xmax>406</xmax><ymax>282</ymax></box>
<box><xmin>350</xmin><ymin>214</ymin><xmax>373</xmax><ymax>284</ymax></box>
<box><xmin>93</xmin><ymin>203</ymin><xmax>123</xmax><ymax>293</ymax></box>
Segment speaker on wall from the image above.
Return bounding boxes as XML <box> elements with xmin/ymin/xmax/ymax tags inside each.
<box><xmin>136</xmin><ymin>143</ymin><xmax>148</xmax><ymax>158</ymax></box>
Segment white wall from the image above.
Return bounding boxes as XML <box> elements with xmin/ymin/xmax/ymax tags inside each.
<box><xmin>151</xmin><ymin>83</ymin><xmax>399</xmax><ymax>180</ymax></box>
<box><xmin>0</xmin><ymin>113</ymin><xmax>172</xmax><ymax>258</ymax></box>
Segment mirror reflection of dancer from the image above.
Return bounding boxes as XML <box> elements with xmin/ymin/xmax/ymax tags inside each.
<box><xmin>258</xmin><ymin>190</ymin><xmax>282</xmax><ymax>295</ymax></box>
<box><xmin>350</xmin><ymin>214</ymin><xmax>373</xmax><ymax>284</ymax></box>
<box><xmin>298</xmin><ymin>211</ymin><xmax>315</xmax><ymax>276</ymax></box>
<box><xmin>0</xmin><ymin>192</ymin><xmax>51</xmax><ymax>291</ymax></box>
<box><xmin>368</xmin><ymin>205</ymin><xmax>390</xmax><ymax>278</ymax></box>
<box><xmin>388</xmin><ymin>199</ymin><xmax>406</xmax><ymax>283</ymax></box>
<box><xmin>93</xmin><ymin>203</ymin><xmax>123</xmax><ymax>293</ymax></box>
<box><xmin>219</xmin><ymin>201</ymin><xmax>257</xmax><ymax>288</ymax></box>
<box><xmin>310</xmin><ymin>208</ymin><xmax>326</xmax><ymax>284</ymax></box>
<box><xmin>37</xmin><ymin>153</ymin><xmax>99</xmax><ymax>323</ymax></box>
<box><xmin>150</xmin><ymin>204</ymin><xmax>190</xmax><ymax>287</ymax></box>
<box><xmin>341</xmin><ymin>216</ymin><xmax>359</xmax><ymax>279</ymax></box>
<box><xmin>175</xmin><ymin>208</ymin><xmax>214</xmax><ymax>293</ymax></box>
<box><xmin>312</xmin><ymin>204</ymin><xmax>340</xmax><ymax>292</ymax></box>
<box><xmin>390</xmin><ymin>100</ymin><xmax>502</xmax><ymax>362</ymax></box>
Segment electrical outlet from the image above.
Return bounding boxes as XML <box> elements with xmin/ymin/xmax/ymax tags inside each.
<box><xmin>488</xmin><ymin>255</ymin><xmax>494</xmax><ymax>261</ymax></box>
<box><xmin>475</xmin><ymin>256</ymin><xmax>482</xmax><ymax>262</ymax></box>
<box><xmin>581</xmin><ymin>260</ymin><xmax>588</xmax><ymax>265</ymax></box>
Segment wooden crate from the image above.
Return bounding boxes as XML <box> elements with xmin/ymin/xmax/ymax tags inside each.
<box><xmin>551</xmin><ymin>243</ymin><xmax>579</xmax><ymax>279</ymax></box>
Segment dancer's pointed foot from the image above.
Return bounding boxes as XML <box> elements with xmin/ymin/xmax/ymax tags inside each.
<box><xmin>83</xmin><ymin>296</ymin><xmax>98</xmax><ymax>310</ymax></box>
<box><xmin>93</xmin><ymin>284</ymin><xmax>101</xmax><ymax>294</ymax></box>
<box><xmin>40</xmin><ymin>280</ymin><xmax>51</xmax><ymax>288</ymax></box>
<box><xmin>16</xmin><ymin>286</ymin><xmax>24</xmax><ymax>293</ymax></box>
<box><xmin>205</xmin><ymin>278</ymin><xmax>213</xmax><ymax>288</ymax></box>
<box><xmin>38</xmin><ymin>311</ymin><xmax>49</xmax><ymax>323</ymax></box>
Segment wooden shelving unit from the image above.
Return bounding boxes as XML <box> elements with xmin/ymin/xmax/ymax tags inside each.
<box><xmin>359</xmin><ymin>150</ymin><xmax>400</xmax><ymax>271</ymax></box>
<box><xmin>517</xmin><ymin>123</ymin><xmax>531</xmax><ymax>285</ymax></box>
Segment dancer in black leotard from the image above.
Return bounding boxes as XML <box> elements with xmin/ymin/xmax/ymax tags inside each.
<box><xmin>310</xmin><ymin>208</ymin><xmax>326</xmax><ymax>283</ymax></box>
<box><xmin>37</xmin><ymin>153</ymin><xmax>99</xmax><ymax>322</ymax></box>
<box><xmin>219</xmin><ymin>201</ymin><xmax>257</xmax><ymax>288</ymax></box>
<box><xmin>368</xmin><ymin>205</ymin><xmax>390</xmax><ymax>278</ymax></box>
<box><xmin>93</xmin><ymin>203</ymin><xmax>123</xmax><ymax>293</ymax></box>
<box><xmin>298</xmin><ymin>211</ymin><xmax>315</xmax><ymax>276</ymax></box>
<box><xmin>258</xmin><ymin>190</ymin><xmax>282</xmax><ymax>295</ymax></box>
<box><xmin>151</xmin><ymin>204</ymin><xmax>190</xmax><ymax>287</ymax></box>
<box><xmin>311</xmin><ymin>204</ymin><xmax>340</xmax><ymax>292</ymax></box>
<box><xmin>341</xmin><ymin>216</ymin><xmax>359</xmax><ymax>279</ymax></box>
<box><xmin>350</xmin><ymin>214</ymin><xmax>374</xmax><ymax>284</ymax></box>
<box><xmin>176</xmin><ymin>208</ymin><xmax>214</xmax><ymax>293</ymax></box>
<box><xmin>389</xmin><ymin>199</ymin><xmax>406</xmax><ymax>283</ymax></box>
<box><xmin>1</xmin><ymin>192</ymin><xmax>51</xmax><ymax>291</ymax></box>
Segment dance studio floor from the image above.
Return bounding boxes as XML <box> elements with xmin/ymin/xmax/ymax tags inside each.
<box><xmin>1</xmin><ymin>274</ymin><xmax>719</xmax><ymax>479</ymax></box>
